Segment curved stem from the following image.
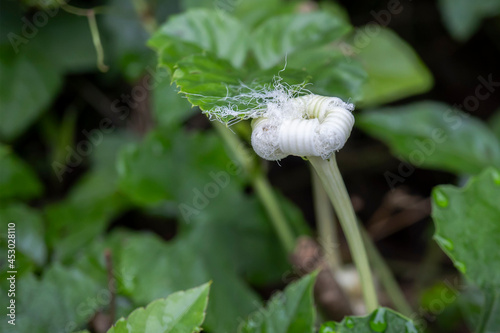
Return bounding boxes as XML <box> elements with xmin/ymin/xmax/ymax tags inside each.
<box><xmin>213</xmin><ymin>122</ymin><xmax>295</xmax><ymax>253</ymax></box>
<box><xmin>309</xmin><ymin>155</ymin><xmax>379</xmax><ymax>312</ymax></box>
<box><xmin>311</xmin><ymin>169</ymin><xmax>342</xmax><ymax>272</ymax></box>
<box><xmin>61</xmin><ymin>5</ymin><xmax>108</xmax><ymax>72</ymax></box>
<box><xmin>87</xmin><ymin>10</ymin><xmax>109</xmax><ymax>72</ymax></box>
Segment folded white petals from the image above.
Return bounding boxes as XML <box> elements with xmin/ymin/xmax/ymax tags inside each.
<box><xmin>251</xmin><ymin>94</ymin><xmax>355</xmax><ymax>161</ymax></box>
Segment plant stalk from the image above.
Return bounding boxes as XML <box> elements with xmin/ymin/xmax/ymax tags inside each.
<box><xmin>311</xmin><ymin>169</ymin><xmax>342</xmax><ymax>272</ymax></box>
<box><xmin>309</xmin><ymin>155</ymin><xmax>379</xmax><ymax>312</ymax></box>
<box><xmin>214</xmin><ymin>122</ymin><xmax>295</xmax><ymax>253</ymax></box>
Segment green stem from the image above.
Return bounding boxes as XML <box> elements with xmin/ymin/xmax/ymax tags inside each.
<box><xmin>213</xmin><ymin>122</ymin><xmax>295</xmax><ymax>253</ymax></box>
<box><xmin>87</xmin><ymin>10</ymin><xmax>109</xmax><ymax>72</ymax></box>
<box><xmin>311</xmin><ymin>169</ymin><xmax>342</xmax><ymax>272</ymax></box>
<box><xmin>309</xmin><ymin>155</ymin><xmax>379</xmax><ymax>312</ymax></box>
<box><xmin>61</xmin><ymin>5</ymin><xmax>108</xmax><ymax>72</ymax></box>
<box><xmin>476</xmin><ymin>289</ymin><xmax>498</xmax><ymax>333</ymax></box>
<box><xmin>360</xmin><ymin>227</ymin><xmax>413</xmax><ymax>316</ymax></box>
<box><xmin>254</xmin><ymin>174</ymin><xmax>296</xmax><ymax>253</ymax></box>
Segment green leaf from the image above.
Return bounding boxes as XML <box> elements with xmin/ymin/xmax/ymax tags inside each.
<box><xmin>108</xmin><ymin>283</ymin><xmax>210</xmax><ymax>333</ymax></box>
<box><xmin>458</xmin><ymin>283</ymin><xmax>500</xmax><ymax>333</ymax></box>
<box><xmin>117</xmin><ymin>129</ymin><xmax>230</xmax><ymax>205</ymax></box>
<box><xmin>239</xmin><ymin>272</ymin><xmax>318</xmax><ymax>333</ymax></box>
<box><xmin>180</xmin><ymin>0</ymin><xmax>291</xmax><ymax>28</ymax></box>
<box><xmin>0</xmin><ymin>264</ymin><xmax>102</xmax><ymax>333</ymax></box>
<box><xmin>171</xmin><ymin>53</ymin><xmax>246</xmax><ymax>111</ymax></box>
<box><xmin>286</xmin><ymin>44</ymin><xmax>367</xmax><ymax>102</ymax></box>
<box><xmin>251</xmin><ymin>11</ymin><xmax>351</xmax><ymax>70</ymax></box>
<box><xmin>85</xmin><ymin>231</ymin><xmax>262</xmax><ymax>333</ymax></box>
<box><xmin>0</xmin><ymin>144</ymin><xmax>43</xmax><ymax>200</ymax></box>
<box><xmin>357</xmin><ymin>101</ymin><xmax>500</xmax><ymax>175</ymax></box>
<box><xmin>432</xmin><ymin>168</ymin><xmax>500</xmax><ymax>332</ymax></box>
<box><xmin>0</xmin><ymin>46</ymin><xmax>62</xmax><ymax>141</ymax></box>
<box><xmin>438</xmin><ymin>0</ymin><xmax>500</xmax><ymax>41</ymax></box>
<box><xmin>432</xmin><ymin>168</ymin><xmax>500</xmax><ymax>289</ymax></box>
<box><xmin>150</xmin><ymin>8</ymin><xmax>249</xmax><ymax>68</ymax></box>
<box><xmin>354</xmin><ymin>28</ymin><xmax>433</xmax><ymax>107</ymax></box>
<box><xmin>47</xmin><ymin>132</ymin><xmax>134</xmax><ymax>261</ymax></box>
<box><xmin>0</xmin><ymin>202</ymin><xmax>46</xmax><ymax>266</ymax></box>
<box><xmin>152</xmin><ymin>69</ymin><xmax>195</xmax><ymax>130</ymax></box>
<box><xmin>319</xmin><ymin>307</ymin><xmax>419</xmax><ymax>333</ymax></box>
<box><xmin>115</xmin><ymin>127</ymin><xmax>309</xmax><ymax>331</ymax></box>
<box><xmin>26</xmin><ymin>12</ymin><xmax>98</xmax><ymax>73</ymax></box>
<box><xmin>150</xmin><ymin>7</ymin><xmax>358</xmax><ymax>119</ymax></box>
<box><xmin>45</xmin><ymin>169</ymin><xmax>127</xmax><ymax>261</ymax></box>
<box><xmin>172</xmin><ymin>52</ymin><xmax>308</xmax><ymax>117</ymax></box>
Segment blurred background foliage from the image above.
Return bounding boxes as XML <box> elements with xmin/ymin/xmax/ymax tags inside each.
<box><xmin>0</xmin><ymin>0</ymin><xmax>499</xmax><ymax>332</ymax></box>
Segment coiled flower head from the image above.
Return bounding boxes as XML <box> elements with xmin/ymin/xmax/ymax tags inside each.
<box><xmin>250</xmin><ymin>94</ymin><xmax>355</xmax><ymax>161</ymax></box>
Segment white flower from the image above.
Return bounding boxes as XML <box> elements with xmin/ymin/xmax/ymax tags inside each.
<box><xmin>251</xmin><ymin>94</ymin><xmax>355</xmax><ymax>161</ymax></box>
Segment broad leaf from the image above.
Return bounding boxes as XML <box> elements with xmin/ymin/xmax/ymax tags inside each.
<box><xmin>108</xmin><ymin>283</ymin><xmax>210</xmax><ymax>333</ymax></box>
<box><xmin>238</xmin><ymin>272</ymin><xmax>318</xmax><ymax>333</ymax></box>
<box><xmin>45</xmin><ymin>168</ymin><xmax>128</xmax><ymax>262</ymax></box>
<box><xmin>0</xmin><ymin>202</ymin><xmax>46</xmax><ymax>266</ymax></box>
<box><xmin>150</xmin><ymin>8</ymin><xmax>249</xmax><ymax>68</ymax></box>
<box><xmin>251</xmin><ymin>11</ymin><xmax>351</xmax><ymax>69</ymax></box>
<box><xmin>115</xmin><ymin>127</ymin><xmax>309</xmax><ymax>331</ymax></box>
<box><xmin>438</xmin><ymin>0</ymin><xmax>500</xmax><ymax>41</ymax></box>
<box><xmin>354</xmin><ymin>28</ymin><xmax>433</xmax><ymax>107</ymax></box>
<box><xmin>432</xmin><ymin>168</ymin><xmax>500</xmax><ymax>332</ymax></box>
<box><xmin>180</xmin><ymin>0</ymin><xmax>291</xmax><ymax>28</ymax></box>
<box><xmin>116</xmin><ymin>127</ymin><xmax>306</xmax><ymax>277</ymax></box>
<box><xmin>458</xmin><ymin>283</ymin><xmax>500</xmax><ymax>333</ymax></box>
<box><xmin>117</xmin><ymin>128</ymin><xmax>231</xmax><ymax>204</ymax></box>
<box><xmin>46</xmin><ymin>132</ymin><xmax>134</xmax><ymax>261</ymax></box>
<box><xmin>286</xmin><ymin>44</ymin><xmax>366</xmax><ymax>102</ymax></box>
<box><xmin>357</xmin><ymin>101</ymin><xmax>500</xmax><ymax>175</ymax></box>
<box><xmin>81</xmin><ymin>231</ymin><xmax>262</xmax><ymax>333</ymax></box>
<box><xmin>172</xmin><ymin>53</ymin><xmax>308</xmax><ymax>117</ymax></box>
<box><xmin>150</xmin><ymin>7</ymin><xmax>360</xmax><ymax>119</ymax></box>
<box><xmin>0</xmin><ymin>144</ymin><xmax>43</xmax><ymax>200</ymax></box>
<box><xmin>0</xmin><ymin>46</ymin><xmax>62</xmax><ymax>141</ymax></box>
<box><xmin>432</xmin><ymin>168</ymin><xmax>500</xmax><ymax>290</ymax></box>
<box><xmin>319</xmin><ymin>307</ymin><xmax>419</xmax><ymax>333</ymax></box>
<box><xmin>0</xmin><ymin>264</ymin><xmax>102</xmax><ymax>333</ymax></box>
<box><xmin>152</xmin><ymin>70</ymin><xmax>195</xmax><ymax>130</ymax></box>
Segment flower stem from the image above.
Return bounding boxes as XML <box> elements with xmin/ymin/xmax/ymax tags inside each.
<box><xmin>309</xmin><ymin>155</ymin><xmax>379</xmax><ymax>312</ymax></box>
<box><xmin>311</xmin><ymin>169</ymin><xmax>342</xmax><ymax>272</ymax></box>
<box><xmin>214</xmin><ymin>122</ymin><xmax>296</xmax><ymax>253</ymax></box>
